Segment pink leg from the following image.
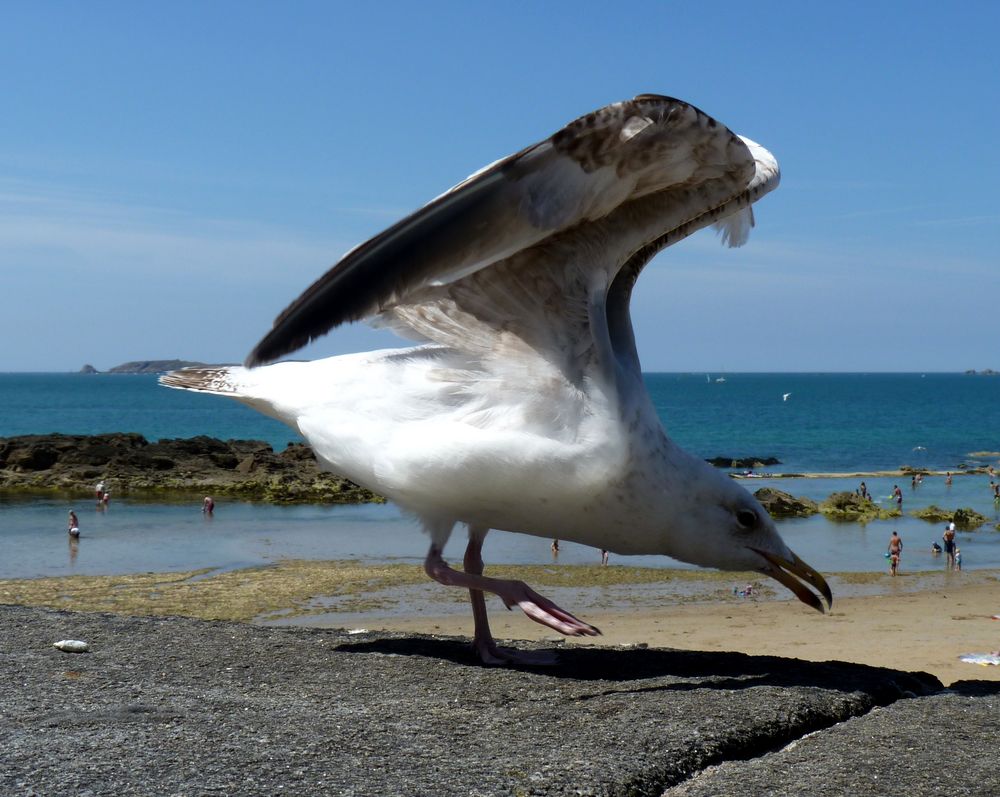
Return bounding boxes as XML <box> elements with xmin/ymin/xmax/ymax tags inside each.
<box><xmin>423</xmin><ymin>532</ymin><xmax>600</xmax><ymax>665</ymax></box>
<box><xmin>461</xmin><ymin>529</ymin><xmax>567</xmax><ymax>665</ymax></box>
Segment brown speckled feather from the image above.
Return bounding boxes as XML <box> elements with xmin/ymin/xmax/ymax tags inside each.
<box><xmin>247</xmin><ymin>95</ymin><xmax>775</xmax><ymax>382</ymax></box>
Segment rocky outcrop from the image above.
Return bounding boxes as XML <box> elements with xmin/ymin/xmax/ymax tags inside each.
<box><xmin>753</xmin><ymin>487</ymin><xmax>819</xmax><ymax>518</ymax></box>
<box><xmin>79</xmin><ymin>364</ymin><xmax>99</xmax><ymax>374</ymax></box>
<box><xmin>0</xmin><ymin>433</ymin><xmax>382</xmax><ymax>504</ymax></box>
<box><xmin>909</xmin><ymin>505</ymin><xmax>953</xmax><ymax>523</ymax></box>
<box><xmin>706</xmin><ymin>456</ymin><xmax>782</xmax><ymax>469</ymax></box>
<box><xmin>909</xmin><ymin>505</ymin><xmax>989</xmax><ymax>530</ymax></box>
<box><xmin>951</xmin><ymin>507</ymin><xmax>988</xmax><ymax>530</ymax></box>
<box><xmin>819</xmin><ymin>491</ymin><xmax>899</xmax><ymax>522</ymax></box>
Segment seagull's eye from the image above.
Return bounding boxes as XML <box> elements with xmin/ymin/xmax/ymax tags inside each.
<box><xmin>736</xmin><ymin>508</ymin><xmax>758</xmax><ymax>530</ymax></box>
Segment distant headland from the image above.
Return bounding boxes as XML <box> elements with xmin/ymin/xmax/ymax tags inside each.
<box><xmin>79</xmin><ymin>360</ymin><xmax>218</xmax><ymax>375</ymax></box>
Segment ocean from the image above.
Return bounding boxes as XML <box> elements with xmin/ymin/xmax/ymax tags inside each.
<box><xmin>2</xmin><ymin>372</ymin><xmax>998</xmax><ymax>473</ymax></box>
<box><xmin>1</xmin><ymin>372</ymin><xmax>999</xmax><ymax>580</ymax></box>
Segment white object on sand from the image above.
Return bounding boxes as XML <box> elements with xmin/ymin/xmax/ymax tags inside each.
<box><xmin>162</xmin><ymin>95</ymin><xmax>830</xmax><ymax>665</ymax></box>
<box><xmin>53</xmin><ymin>639</ymin><xmax>89</xmax><ymax>653</ymax></box>
<box><xmin>959</xmin><ymin>653</ymin><xmax>1000</xmax><ymax>666</ymax></box>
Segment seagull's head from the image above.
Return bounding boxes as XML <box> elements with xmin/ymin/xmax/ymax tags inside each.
<box><xmin>664</xmin><ymin>460</ymin><xmax>832</xmax><ymax>613</ymax></box>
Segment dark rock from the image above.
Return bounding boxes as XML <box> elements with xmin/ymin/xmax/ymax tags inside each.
<box><xmin>79</xmin><ymin>364</ymin><xmax>99</xmax><ymax>374</ymax></box>
<box><xmin>208</xmin><ymin>452</ymin><xmax>239</xmax><ymax>469</ymax></box>
<box><xmin>707</xmin><ymin>456</ymin><xmax>782</xmax><ymax>468</ymax></box>
<box><xmin>60</xmin><ymin>442</ymin><xmax>118</xmax><ymax>466</ymax></box>
<box><xmin>754</xmin><ymin>488</ymin><xmax>819</xmax><ymax>518</ymax></box>
<box><xmin>6</xmin><ymin>445</ymin><xmax>60</xmax><ymax>471</ymax></box>
<box><xmin>0</xmin><ymin>432</ymin><xmax>382</xmax><ymax>504</ymax></box>
<box><xmin>280</xmin><ymin>443</ymin><xmax>318</xmax><ymax>462</ymax></box>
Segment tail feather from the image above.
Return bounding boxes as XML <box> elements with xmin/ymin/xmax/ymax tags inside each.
<box><xmin>159</xmin><ymin>366</ymin><xmax>248</xmax><ymax>396</ymax></box>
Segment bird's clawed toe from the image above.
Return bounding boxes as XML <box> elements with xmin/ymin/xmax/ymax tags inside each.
<box><xmin>473</xmin><ymin>637</ymin><xmax>560</xmax><ymax>667</ymax></box>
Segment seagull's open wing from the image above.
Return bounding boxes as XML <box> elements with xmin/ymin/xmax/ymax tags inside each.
<box><xmin>247</xmin><ymin>95</ymin><xmax>765</xmax><ymax>367</ymax></box>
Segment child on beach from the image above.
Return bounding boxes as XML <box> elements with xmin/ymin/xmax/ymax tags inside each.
<box><xmin>954</xmin><ymin>547</ymin><xmax>962</xmax><ymax>571</ymax></box>
<box><xmin>67</xmin><ymin>510</ymin><xmax>80</xmax><ymax>537</ymax></box>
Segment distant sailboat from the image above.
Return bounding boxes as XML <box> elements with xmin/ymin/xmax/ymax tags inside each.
<box><xmin>782</xmin><ymin>392</ymin><xmax>792</xmax><ymax>401</ymax></box>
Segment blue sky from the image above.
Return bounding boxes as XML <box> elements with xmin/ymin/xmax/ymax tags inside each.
<box><xmin>2</xmin><ymin>1</ymin><xmax>997</xmax><ymax>372</ymax></box>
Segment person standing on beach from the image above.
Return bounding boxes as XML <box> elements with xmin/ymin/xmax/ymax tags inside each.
<box><xmin>94</xmin><ymin>480</ymin><xmax>104</xmax><ymax>500</ymax></box>
<box><xmin>887</xmin><ymin>530</ymin><xmax>903</xmax><ymax>576</ymax></box>
<box><xmin>892</xmin><ymin>485</ymin><xmax>903</xmax><ymax>509</ymax></box>
<box><xmin>859</xmin><ymin>481</ymin><xmax>869</xmax><ymax>500</ymax></box>
<box><xmin>943</xmin><ymin>524</ymin><xmax>957</xmax><ymax>569</ymax></box>
<box><xmin>68</xmin><ymin>510</ymin><xmax>79</xmax><ymax>537</ymax></box>
<box><xmin>945</xmin><ymin>472</ymin><xmax>952</xmax><ymax>487</ymax></box>
<box><xmin>202</xmin><ymin>496</ymin><xmax>215</xmax><ymax>515</ymax></box>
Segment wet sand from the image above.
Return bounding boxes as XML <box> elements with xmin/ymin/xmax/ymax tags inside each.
<box><xmin>319</xmin><ymin>569</ymin><xmax>1000</xmax><ymax>687</ymax></box>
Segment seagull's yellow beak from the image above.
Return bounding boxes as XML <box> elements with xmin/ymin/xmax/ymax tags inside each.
<box><xmin>750</xmin><ymin>548</ymin><xmax>833</xmax><ymax>613</ymax></box>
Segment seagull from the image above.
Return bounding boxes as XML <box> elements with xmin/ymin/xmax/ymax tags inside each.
<box><xmin>162</xmin><ymin>94</ymin><xmax>831</xmax><ymax>665</ymax></box>
<box><xmin>782</xmin><ymin>393</ymin><xmax>792</xmax><ymax>401</ymax></box>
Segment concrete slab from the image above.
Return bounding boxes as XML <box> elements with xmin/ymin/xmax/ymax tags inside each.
<box><xmin>665</xmin><ymin>681</ymin><xmax>999</xmax><ymax>797</ymax></box>
<box><xmin>0</xmin><ymin>606</ymin><xmax>942</xmax><ymax>796</ymax></box>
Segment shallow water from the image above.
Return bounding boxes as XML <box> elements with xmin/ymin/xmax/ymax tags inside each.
<box><xmin>2</xmin><ymin>475</ymin><xmax>998</xmax><ymax>581</ymax></box>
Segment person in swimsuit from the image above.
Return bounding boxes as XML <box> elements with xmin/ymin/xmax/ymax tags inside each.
<box><xmin>943</xmin><ymin>524</ymin><xmax>956</xmax><ymax>568</ymax></box>
<box><xmin>887</xmin><ymin>531</ymin><xmax>903</xmax><ymax>576</ymax></box>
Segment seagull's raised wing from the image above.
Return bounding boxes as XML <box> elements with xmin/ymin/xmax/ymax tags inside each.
<box><xmin>247</xmin><ymin>94</ymin><xmax>775</xmax><ymax>368</ymax></box>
